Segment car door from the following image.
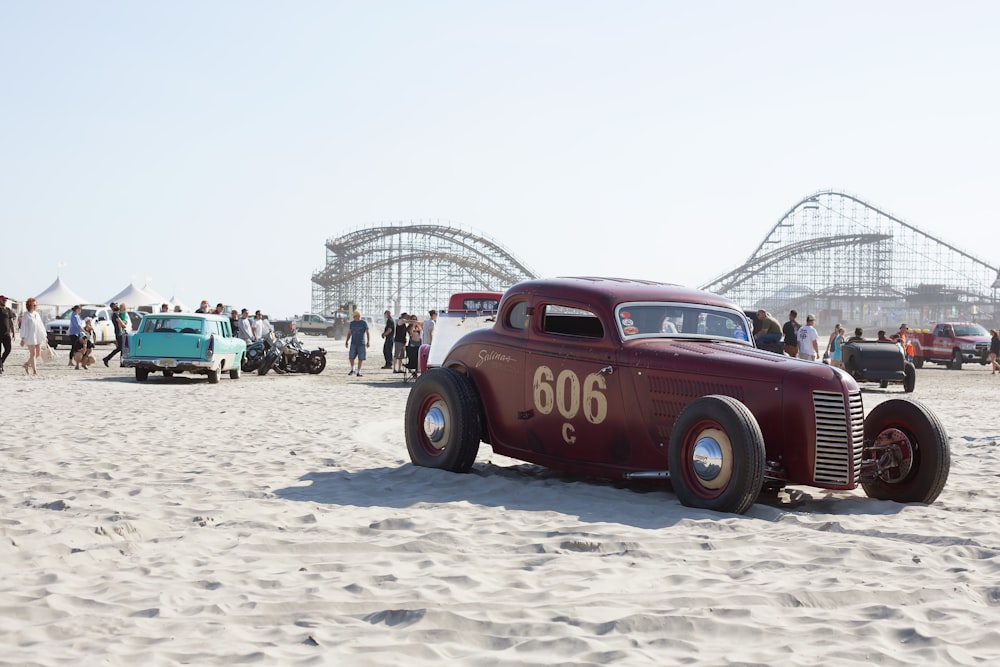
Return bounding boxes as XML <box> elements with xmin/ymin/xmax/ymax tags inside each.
<box><xmin>520</xmin><ymin>301</ymin><xmax>627</xmax><ymax>469</ymax></box>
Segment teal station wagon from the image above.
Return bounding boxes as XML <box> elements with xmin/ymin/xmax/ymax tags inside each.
<box><xmin>122</xmin><ymin>313</ymin><xmax>247</xmax><ymax>383</ymax></box>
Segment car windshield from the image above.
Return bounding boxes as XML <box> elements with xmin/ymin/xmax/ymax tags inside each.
<box><xmin>58</xmin><ymin>307</ymin><xmax>100</xmax><ymax>319</ymax></box>
<box><xmin>140</xmin><ymin>317</ymin><xmax>205</xmax><ymax>334</ymax></box>
<box><xmin>953</xmin><ymin>324</ymin><xmax>988</xmax><ymax>337</ymax></box>
<box><xmin>616</xmin><ymin>302</ymin><xmax>751</xmax><ymax>344</ymax></box>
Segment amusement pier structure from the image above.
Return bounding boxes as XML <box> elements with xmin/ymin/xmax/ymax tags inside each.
<box><xmin>311</xmin><ymin>223</ymin><xmax>536</xmax><ymax>320</ymax></box>
<box><xmin>700</xmin><ymin>190</ymin><xmax>1000</xmax><ymax>329</ymax></box>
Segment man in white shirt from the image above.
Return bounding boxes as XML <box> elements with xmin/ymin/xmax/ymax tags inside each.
<box><xmin>423</xmin><ymin>309</ymin><xmax>438</xmax><ymax>344</ymax></box>
<box><xmin>238</xmin><ymin>309</ymin><xmax>255</xmax><ymax>342</ymax></box>
<box><xmin>796</xmin><ymin>314</ymin><xmax>820</xmax><ymax>361</ymax></box>
<box><xmin>254</xmin><ymin>310</ymin><xmax>272</xmax><ymax>340</ymax></box>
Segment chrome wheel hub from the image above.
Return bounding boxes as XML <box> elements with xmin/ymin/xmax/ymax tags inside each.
<box><xmin>423</xmin><ymin>403</ymin><xmax>448</xmax><ymax>449</ymax></box>
<box><xmin>693</xmin><ymin>437</ymin><xmax>724</xmax><ymax>482</ymax></box>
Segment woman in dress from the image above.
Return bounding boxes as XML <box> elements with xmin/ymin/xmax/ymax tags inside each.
<box><xmin>19</xmin><ymin>297</ymin><xmax>46</xmax><ymax>375</ymax></box>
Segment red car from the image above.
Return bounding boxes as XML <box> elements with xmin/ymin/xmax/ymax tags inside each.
<box><xmin>404</xmin><ymin>278</ymin><xmax>950</xmax><ymax>514</ymax></box>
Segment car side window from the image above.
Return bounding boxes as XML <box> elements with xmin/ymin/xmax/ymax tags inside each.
<box><xmin>541</xmin><ymin>304</ymin><xmax>604</xmax><ymax>339</ymax></box>
<box><xmin>506</xmin><ymin>301</ymin><xmax>529</xmax><ymax>330</ymax></box>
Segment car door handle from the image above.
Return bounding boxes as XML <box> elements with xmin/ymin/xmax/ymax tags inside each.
<box><xmin>598</xmin><ymin>365</ymin><xmax>613</xmax><ymax>376</ymax></box>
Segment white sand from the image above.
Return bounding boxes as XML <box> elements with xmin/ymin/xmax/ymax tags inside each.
<box><xmin>2</xmin><ymin>340</ymin><xmax>1000</xmax><ymax>665</ymax></box>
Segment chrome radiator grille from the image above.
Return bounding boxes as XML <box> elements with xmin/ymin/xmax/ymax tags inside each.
<box><xmin>812</xmin><ymin>390</ymin><xmax>864</xmax><ymax>484</ymax></box>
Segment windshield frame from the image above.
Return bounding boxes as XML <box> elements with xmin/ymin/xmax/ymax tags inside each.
<box><xmin>615</xmin><ymin>301</ymin><xmax>753</xmax><ymax>345</ymax></box>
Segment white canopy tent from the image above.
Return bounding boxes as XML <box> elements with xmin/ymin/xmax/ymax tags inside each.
<box><xmin>35</xmin><ymin>276</ymin><xmax>88</xmax><ymax>308</ymax></box>
<box><xmin>141</xmin><ymin>283</ymin><xmax>169</xmax><ymax>306</ymax></box>
<box><xmin>106</xmin><ymin>283</ymin><xmax>158</xmax><ymax>309</ymax></box>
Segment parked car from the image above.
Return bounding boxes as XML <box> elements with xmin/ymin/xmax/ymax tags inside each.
<box><xmin>47</xmin><ymin>305</ymin><xmax>117</xmax><ymax>348</ymax></box>
<box><xmin>121</xmin><ymin>313</ymin><xmax>246</xmax><ymax>383</ymax></box>
<box><xmin>908</xmin><ymin>322</ymin><xmax>992</xmax><ymax>369</ymax></box>
<box><xmin>404</xmin><ymin>277</ymin><xmax>950</xmax><ymax>514</ymax></box>
<box><xmin>841</xmin><ymin>341</ymin><xmax>916</xmax><ymax>392</ymax></box>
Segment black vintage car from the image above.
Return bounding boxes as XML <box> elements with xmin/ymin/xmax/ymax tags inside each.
<box><xmin>841</xmin><ymin>341</ymin><xmax>916</xmax><ymax>392</ymax></box>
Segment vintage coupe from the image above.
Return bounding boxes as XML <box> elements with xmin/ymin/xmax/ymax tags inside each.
<box><xmin>404</xmin><ymin>278</ymin><xmax>950</xmax><ymax>514</ymax></box>
<box><xmin>122</xmin><ymin>313</ymin><xmax>246</xmax><ymax>383</ymax></box>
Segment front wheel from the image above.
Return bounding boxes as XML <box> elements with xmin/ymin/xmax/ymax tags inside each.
<box><xmin>405</xmin><ymin>368</ymin><xmax>482</xmax><ymax>472</ymax></box>
<box><xmin>667</xmin><ymin>395</ymin><xmax>765</xmax><ymax>514</ymax></box>
<box><xmin>903</xmin><ymin>363</ymin><xmax>916</xmax><ymax>392</ymax></box>
<box><xmin>913</xmin><ymin>356</ymin><xmax>924</xmax><ymax>369</ymax></box>
<box><xmin>230</xmin><ymin>365</ymin><xmax>241</xmax><ymax>380</ymax></box>
<box><xmin>861</xmin><ymin>399</ymin><xmax>950</xmax><ymax>504</ymax></box>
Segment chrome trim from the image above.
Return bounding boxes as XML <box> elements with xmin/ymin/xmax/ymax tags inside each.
<box><xmin>812</xmin><ymin>390</ymin><xmax>864</xmax><ymax>484</ymax></box>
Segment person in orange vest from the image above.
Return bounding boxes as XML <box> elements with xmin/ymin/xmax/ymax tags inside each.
<box><xmin>893</xmin><ymin>323</ymin><xmax>913</xmax><ymax>362</ymax></box>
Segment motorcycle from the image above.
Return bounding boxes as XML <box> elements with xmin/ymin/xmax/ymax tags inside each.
<box><xmin>265</xmin><ymin>333</ymin><xmax>327</xmax><ymax>375</ymax></box>
<box><xmin>242</xmin><ymin>331</ymin><xmax>280</xmax><ymax>374</ymax></box>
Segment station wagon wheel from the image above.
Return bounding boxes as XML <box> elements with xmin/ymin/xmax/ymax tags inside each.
<box><xmin>861</xmin><ymin>399</ymin><xmax>950</xmax><ymax>504</ymax></box>
<box><xmin>207</xmin><ymin>368</ymin><xmax>220</xmax><ymax>384</ymax></box>
<box><xmin>135</xmin><ymin>368</ymin><xmax>149</xmax><ymax>382</ymax></box>
<box><xmin>668</xmin><ymin>395</ymin><xmax>765</xmax><ymax>514</ymax></box>
<box><xmin>230</xmin><ymin>365</ymin><xmax>241</xmax><ymax>380</ymax></box>
<box><xmin>405</xmin><ymin>368</ymin><xmax>482</xmax><ymax>473</ymax></box>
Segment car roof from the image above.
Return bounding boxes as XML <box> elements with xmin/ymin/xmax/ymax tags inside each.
<box><xmin>143</xmin><ymin>312</ymin><xmax>228</xmax><ymax>322</ymax></box>
<box><xmin>504</xmin><ymin>277</ymin><xmax>741</xmax><ymax>311</ymax></box>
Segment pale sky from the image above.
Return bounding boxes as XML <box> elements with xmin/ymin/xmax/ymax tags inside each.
<box><xmin>3</xmin><ymin>1</ymin><xmax>998</xmax><ymax>317</ymax></box>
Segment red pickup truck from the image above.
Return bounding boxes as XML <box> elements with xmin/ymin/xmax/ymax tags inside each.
<box><xmin>909</xmin><ymin>322</ymin><xmax>992</xmax><ymax>370</ymax></box>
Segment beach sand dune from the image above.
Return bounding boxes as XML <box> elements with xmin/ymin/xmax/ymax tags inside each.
<box><xmin>2</xmin><ymin>343</ymin><xmax>1000</xmax><ymax>665</ymax></box>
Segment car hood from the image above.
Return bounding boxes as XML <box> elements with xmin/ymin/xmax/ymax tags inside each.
<box><xmin>621</xmin><ymin>338</ymin><xmax>852</xmax><ymax>387</ymax></box>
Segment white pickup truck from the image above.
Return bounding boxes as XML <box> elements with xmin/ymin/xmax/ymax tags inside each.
<box><xmin>46</xmin><ymin>304</ymin><xmax>118</xmax><ymax>348</ymax></box>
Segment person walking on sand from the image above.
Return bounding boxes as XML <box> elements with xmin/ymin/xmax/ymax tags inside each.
<box><xmin>19</xmin><ymin>297</ymin><xmax>46</xmax><ymax>375</ymax></box>
<box><xmin>0</xmin><ymin>294</ymin><xmax>16</xmax><ymax>375</ymax></box>
<box><xmin>345</xmin><ymin>310</ymin><xmax>370</xmax><ymax>377</ymax></box>
<box><xmin>103</xmin><ymin>303</ymin><xmax>127</xmax><ymax>367</ymax></box>
<box><xmin>796</xmin><ymin>314</ymin><xmax>820</xmax><ymax>361</ymax></box>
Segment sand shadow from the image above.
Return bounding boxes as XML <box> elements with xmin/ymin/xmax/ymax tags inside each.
<box><xmin>274</xmin><ymin>460</ymin><xmax>901</xmax><ymax>528</ymax></box>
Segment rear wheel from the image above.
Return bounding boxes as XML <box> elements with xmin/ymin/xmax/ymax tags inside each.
<box><xmin>230</xmin><ymin>365</ymin><xmax>241</xmax><ymax>380</ymax></box>
<box><xmin>903</xmin><ymin>363</ymin><xmax>916</xmax><ymax>392</ymax></box>
<box><xmin>208</xmin><ymin>368</ymin><xmax>220</xmax><ymax>384</ymax></box>
<box><xmin>913</xmin><ymin>356</ymin><xmax>924</xmax><ymax>369</ymax></box>
<box><xmin>308</xmin><ymin>353</ymin><xmax>327</xmax><ymax>374</ymax></box>
<box><xmin>950</xmin><ymin>349</ymin><xmax>962</xmax><ymax>370</ymax></box>
<box><xmin>667</xmin><ymin>395</ymin><xmax>765</xmax><ymax>514</ymax></box>
<box><xmin>861</xmin><ymin>399</ymin><xmax>950</xmax><ymax>504</ymax></box>
<box><xmin>405</xmin><ymin>368</ymin><xmax>482</xmax><ymax>472</ymax></box>
<box><xmin>135</xmin><ymin>368</ymin><xmax>149</xmax><ymax>382</ymax></box>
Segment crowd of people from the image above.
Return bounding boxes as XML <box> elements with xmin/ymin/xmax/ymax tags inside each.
<box><xmin>751</xmin><ymin>309</ymin><xmax>971</xmax><ymax>367</ymax></box>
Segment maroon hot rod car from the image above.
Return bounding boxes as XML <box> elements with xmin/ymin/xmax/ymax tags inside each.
<box><xmin>404</xmin><ymin>278</ymin><xmax>950</xmax><ymax>514</ymax></box>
